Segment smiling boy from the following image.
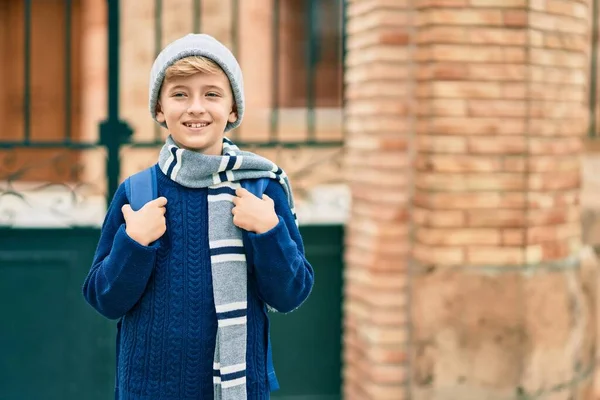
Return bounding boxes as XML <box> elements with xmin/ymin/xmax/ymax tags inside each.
<box><xmin>82</xmin><ymin>34</ymin><xmax>314</xmax><ymax>400</ymax></box>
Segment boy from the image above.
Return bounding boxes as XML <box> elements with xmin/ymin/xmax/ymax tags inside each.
<box><xmin>82</xmin><ymin>33</ymin><xmax>314</xmax><ymax>400</ymax></box>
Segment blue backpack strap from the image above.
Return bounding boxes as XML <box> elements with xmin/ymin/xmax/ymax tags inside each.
<box><xmin>125</xmin><ymin>166</ymin><xmax>158</xmax><ymax>211</ymax></box>
<box><xmin>116</xmin><ymin>166</ymin><xmax>157</xmax><ymax>399</ymax></box>
<box><xmin>240</xmin><ymin>177</ymin><xmax>270</xmax><ymax>198</ymax></box>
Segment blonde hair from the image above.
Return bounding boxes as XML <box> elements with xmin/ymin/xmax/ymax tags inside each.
<box><xmin>162</xmin><ymin>56</ymin><xmax>237</xmax><ymax>114</ymax></box>
<box><xmin>165</xmin><ymin>56</ymin><xmax>223</xmax><ymax>79</ymax></box>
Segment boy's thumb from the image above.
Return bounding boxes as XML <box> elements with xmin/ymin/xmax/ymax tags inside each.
<box><xmin>121</xmin><ymin>204</ymin><xmax>133</xmax><ymax>218</ymax></box>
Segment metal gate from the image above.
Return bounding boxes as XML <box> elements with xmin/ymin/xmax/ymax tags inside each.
<box><xmin>0</xmin><ymin>0</ymin><xmax>345</xmax><ymax>398</ymax></box>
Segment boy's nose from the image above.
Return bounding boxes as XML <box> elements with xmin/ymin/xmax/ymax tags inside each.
<box><xmin>187</xmin><ymin>98</ymin><xmax>206</xmax><ymax>114</ymax></box>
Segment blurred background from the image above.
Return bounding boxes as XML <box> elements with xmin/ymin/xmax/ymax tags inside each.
<box><xmin>1</xmin><ymin>0</ymin><xmax>599</xmax><ymax>399</ymax></box>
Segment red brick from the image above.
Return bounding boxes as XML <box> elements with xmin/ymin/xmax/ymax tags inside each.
<box><xmin>416</xmin><ymin>172</ymin><xmax>525</xmax><ymax>191</ymax></box>
<box><xmin>418</xmin><ymin>0</ymin><xmax>468</xmax><ymax>7</ymax></box>
<box><xmin>429</xmin><ymin>45</ymin><xmax>525</xmax><ymax>63</ymax></box>
<box><xmin>502</xmin><ymin>229</ymin><xmax>525</xmax><ymax>245</ymax></box>
<box><xmin>528</xmin><ymin>171</ymin><xmax>580</xmax><ymax>191</ymax></box>
<box><xmin>467</xmin><ymin>28</ymin><xmax>527</xmax><ymax>45</ymax></box>
<box><xmin>345</xmin><ymin>246</ymin><xmax>409</xmax><ymax>272</ymax></box>
<box><xmin>413</xmin><ymin>244</ymin><xmax>465</xmax><ymax>265</ymax></box>
<box><xmin>346</xmin><ymin>99</ymin><xmax>412</xmax><ymax>117</ymax></box>
<box><xmin>503</xmin><ymin>10</ymin><xmax>528</xmax><ymax>27</ymax></box>
<box><xmin>413</xmin><ymin>208</ymin><xmax>466</xmax><ymax>227</ymax></box>
<box><xmin>467</xmin><ymin>101</ymin><xmax>527</xmax><ymax>118</ymax></box>
<box><xmin>467</xmin><ymin>246</ymin><xmax>524</xmax><ymax>265</ymax></box>
<box><xmin>471</xmin><ymin>0</ymin><xmax>526</xmax><ymax>6</ymax></box>
<box><xmin>432</xmin><ymin>81</ymin><xmax>503</xmax><ymax>98</ymax></box>
<box><xmin>467</xmin><ymin>137</ymin><xmax>526</xmax><ymax>154</ymax></box>
<box><xmin>502</xmin><ymin>83</ymin><xmax>527</xmax><ymax>99</ymax></box>
<box><xmin>528</xmin><ymin>137</ymin><xmax>582</xmax><ymax>155</ymax></box>
<box><xmin>418</xmin><ymin>135</ymin><xmax>467</xmax><ymax>153</ymax></box>
<box><xmin>416</xmin><ymin>154</ymin><xmax>501</xmax><ymax>172</ymax></box>
<box><xmin>429</xmin><ymin>99</ymin><xmax>468</xmax><ymax>116</ymax></box>
<box><xmin>416</xmin><ymin>227</ymin><xmax>501</xmax><ymax>245</ymax></box>
<box><xmin>429</xmin><ymin>116</ymin><xmax>526</xmax><ymax>134</ymax></box>
<box><xmin>467</xmin><ymin>210</ymin><xmax>526</xmax><ymax>228</ymax></box>
<box><xmin>503</xmin><ymin>157</ymin><xmax>526</xmax><ymax>172</ymax></box>
<box><xmin>416</xmin><ymin>26</ymin><xmax>467</xmax><ymax>44</ymax></box>
<box><xmin>414</xmin><ymin>192</ymin><xmax>526</xmax><ymax>209</ymax></box>
<box><xmin>528</xmin><ymin>191</ymin><xmax>579</xmax><ymax>208</ymax></box>
<box><xmin>420</xmin><ymin>9</ymin><xmax>504</xmax><ymax>26</ymax></box>
<box><xmin>345</xmin><ymin>116</ymin><xmax>411</xmax><ymax>135</ymax></box>
<box><xmin>526</xmin><ymin>224</ymin><xmax>580</xmax><ymax>244</ymax></box>
<box><xmin>468</xmin><ymin>64</ymin><xmax>526</xmax><ymax>81</ymax></box>
<box><xmin>527</xmin><ymin>208</ymin><xmax>576</xmax><ymax>226</ymax></box>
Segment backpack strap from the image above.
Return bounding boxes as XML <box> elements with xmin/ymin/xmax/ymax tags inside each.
<box><xmin>125</xmin><ymin>166</ymin><xmax>158</xmax><ymax>211</ymax></box>
<box><xmin>240</xmin><ymin>177</ymin><xmax>271</xmax><ymax>198</ymax></box>
<box><xmin>116</xmin><ymin>165</ymin><xmax>157</xmax><ymax>398</ymax></box>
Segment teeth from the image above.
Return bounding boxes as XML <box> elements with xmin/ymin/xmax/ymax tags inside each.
<box><xmin>186</xmin><ymin>123</ymin><xmax>208</xmax><ymax>128</ymax></box>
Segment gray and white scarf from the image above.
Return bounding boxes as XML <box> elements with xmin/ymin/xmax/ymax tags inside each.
<box><xmin>158</xmin><ymin>135</ymin><xmax>296</xmax><ymax>400</ymax></box>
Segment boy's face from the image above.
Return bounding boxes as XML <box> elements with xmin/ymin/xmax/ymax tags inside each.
<box><xmin>156</xmin><ymin>70</ymin><xmax>237</xmax><ymax>155</ymax></box>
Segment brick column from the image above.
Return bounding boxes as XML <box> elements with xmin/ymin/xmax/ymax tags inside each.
<box><xmin>344</xmin><ymin>0</ymin><xmax>595</xmax><ymax>399</ymax></box>
<box><xmin>343</xmin><ymin>1</ymin><xmax>414</xmax><ymax>399</ymax></box>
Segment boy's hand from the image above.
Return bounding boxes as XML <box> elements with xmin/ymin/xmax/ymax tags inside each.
<box><xmin>122</xmin><ymin>197</ymin><xmax>168</xmax><ymax>246</ymax></box>
<box><xmin>232</xmin><ymin>188</ymin><xmax>279</xmax><ymax>234</ymax></box>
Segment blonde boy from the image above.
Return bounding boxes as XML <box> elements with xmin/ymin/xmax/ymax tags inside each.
<box><xmin>83</xmin><ymin>34</ymin><xmax>314</xmax><ymax>400</ymax></box>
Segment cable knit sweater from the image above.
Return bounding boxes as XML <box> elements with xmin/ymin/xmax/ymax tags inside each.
<box><xmin>82</xmin><ymin>165</ymin><xmax>314</xmax><ymax>399</ymax></box>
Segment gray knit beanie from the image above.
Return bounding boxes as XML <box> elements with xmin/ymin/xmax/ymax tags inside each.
<box><xmin>148</xmin><ymin>33</ymin><xmax>244</xmax><ymax>132</ymax></box>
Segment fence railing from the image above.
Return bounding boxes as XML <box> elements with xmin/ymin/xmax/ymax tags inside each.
<box><xmin>0</xmin><ymin>0</ymin><xmax>346</xmax><ymax>220</ymax></box>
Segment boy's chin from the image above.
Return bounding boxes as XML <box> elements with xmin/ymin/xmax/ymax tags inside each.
<box><xmin>171</xmin><ymin>135</ymin><xmax>222</xmax><ymax>154</ymax></box>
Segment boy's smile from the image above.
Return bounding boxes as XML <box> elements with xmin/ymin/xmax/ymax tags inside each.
<box><xmin>156</xmin><ymin>72</ymin><xmax>237</xmax><ymax>155</ymax></box>
<box><xmin>183</xmin><ymin>120</ymin><xmax>211</xmax><ymax>130</ymax></box>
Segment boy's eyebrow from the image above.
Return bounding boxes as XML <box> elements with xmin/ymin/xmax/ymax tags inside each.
<box><xmin>167</xmin><ymin>84</ymin><xmax>225</xmax><ymax>92</ymax></box>
<box><xmin>204</xmin><ymin>84</ymin><xmax>226</xmax><ymax>91</ymax></box>
<box><xmin>167</xmin><ymin>85</ymin><xmax>189</xmax><ymax>91</ymax></box>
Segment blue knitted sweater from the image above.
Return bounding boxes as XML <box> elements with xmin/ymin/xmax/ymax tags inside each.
<box><xmin>82</xmin><ymin>165</ymin><xmax>314</xmax><ymax>399</ymax></box>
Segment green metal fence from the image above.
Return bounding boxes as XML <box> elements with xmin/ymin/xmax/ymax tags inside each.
<box><xmin>0</xmin><ymin>0</ymin><xmax>346</xmax><ymax>398</ymax></box>
<box><xmin>1</xmin><ymin>0</ymin><xmax>345</xmax><ymax>205</ymax></box>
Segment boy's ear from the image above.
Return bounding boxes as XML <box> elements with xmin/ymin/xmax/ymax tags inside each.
<box><xmin>228</xmin><ymin>110</ymin><xmax>237</xmax><ymax>123</ymax></box>
<box><xmin>228</xmin><ymin>104</ymin><xmax>238</xmax><ymax>123</ymax></box>
<box><xmin>156</xmin><ymin>102</ymin><xmax>165</xmax><ymax>123</ymax></box>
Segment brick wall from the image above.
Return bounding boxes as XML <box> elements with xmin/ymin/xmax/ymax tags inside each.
<box><xmin>344</xmin><ymin>0</ymin><xmax>595</xmax><ymax>398</ymax></box>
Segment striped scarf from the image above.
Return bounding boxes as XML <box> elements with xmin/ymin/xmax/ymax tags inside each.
<box><xmin>158</xmin><ymin>135</ymin><xmax>296</xmax><ymax>400</ymax></box>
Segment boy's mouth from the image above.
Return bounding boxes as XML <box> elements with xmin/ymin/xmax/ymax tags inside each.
<box><xmin>184</xmin><ymin>122</ymin><xmax>210</xmax><ymax>128</ymax></box>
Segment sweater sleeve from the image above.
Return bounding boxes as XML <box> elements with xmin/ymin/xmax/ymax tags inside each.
<box><xmin>82</xmin><ymin>182</ymin><xmax>160</xmax><ymax>320</ymax></box>
<box><xmin>246</xmin><ymin>180</ymin><xmax>315</xmax><ymax>313</ymax></box>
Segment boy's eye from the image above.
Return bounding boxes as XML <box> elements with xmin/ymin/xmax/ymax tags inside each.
<box><xmin>173</xmin><ymin>92</ymin><xmax>186</xmax><ymax>97</ymax></box>
<box><xmin>206</xmin><ymin>92</ymin><xmax>220</xmax><ymax>97</ymax></box>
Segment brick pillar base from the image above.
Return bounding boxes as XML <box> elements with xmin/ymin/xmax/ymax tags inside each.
<box><xmin>344</xmin><ymin>0</ymin><xmax>596</xmax><ymax>399</ymax></box>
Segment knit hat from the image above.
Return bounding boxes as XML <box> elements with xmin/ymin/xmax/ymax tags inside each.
<box><xmin>148</xmin><ymin>33</ymin><xmax>244</xmax><ymax>132</ymax></box>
